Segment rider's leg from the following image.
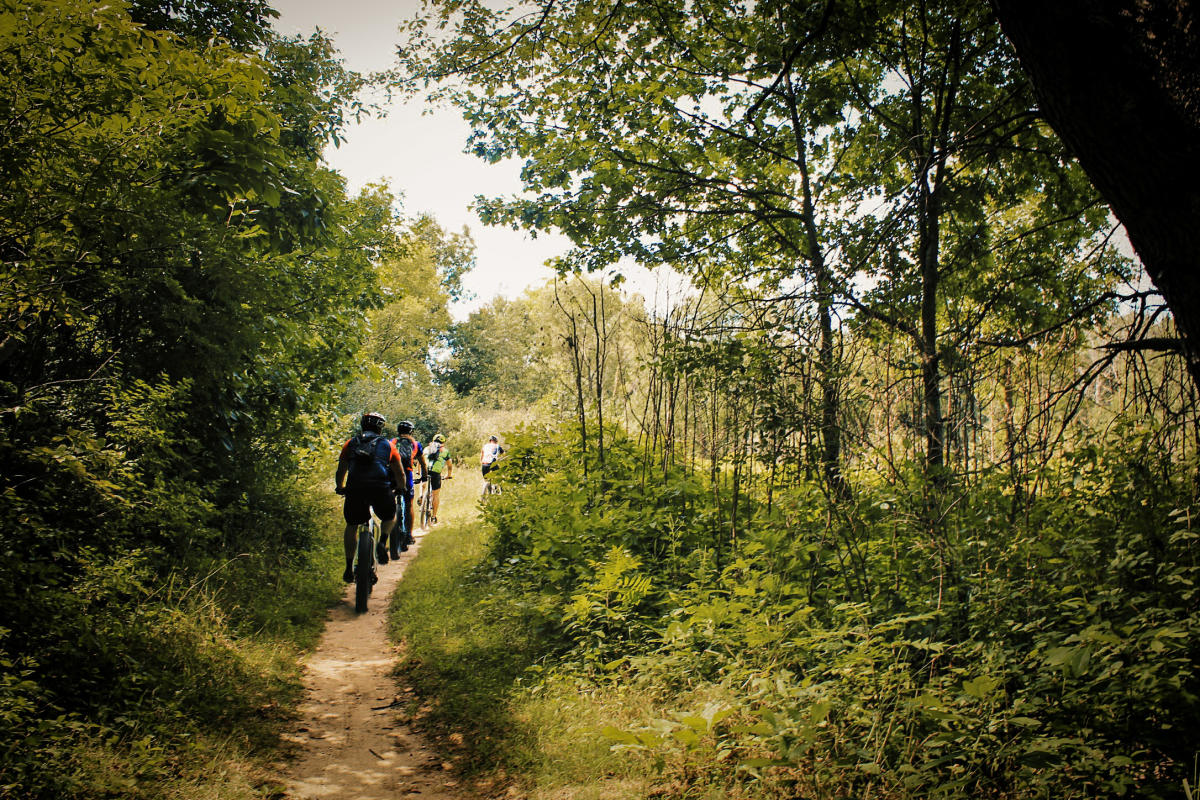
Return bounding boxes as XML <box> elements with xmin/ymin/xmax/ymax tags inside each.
<box><xmin>402</xmin><ymin>489</ymin><xmax>416</xmax><ymax>544</ymax></box>
<box><xmin>342</xmin><ymin>488</ymin><xmax>369</xmax><ymax>582</ymax></box>
<box><xmin>381</xmin><ymin>516</ymin><xmax>396</xmax><ymax>537</ymax></box>
<box><xmin>390</xmin><ymin>493</ymin><xmax>409</xmax><ymax>557</ymax></box>
<box><xmin>343</xmin><ymin>524</ymin><xmax>357</xmax><ymax>581</ymax></box>
<box><xmin>405</xmin><ymin>496</ymin><xmax>416</xmax><ymax>542</ymax></box>
<box><xmin>431</xmin><ymin>488</ymin><xmax>441</xmax><ymax>519</ymax></box>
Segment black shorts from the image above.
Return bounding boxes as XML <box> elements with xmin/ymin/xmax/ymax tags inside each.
<box><xmin>428</xmin><ymin>472</ymin><xmax>443</xmax><ymax>490</ymax></box>
<box><xmin>342</xmin><ymin>484</ymin><xmax>396</xmax><ymax>525</ymax></box>
<box><xmin>481</xmin><ymin>462</ymin><xmax>495</xmax><ymax>476</ymax></box>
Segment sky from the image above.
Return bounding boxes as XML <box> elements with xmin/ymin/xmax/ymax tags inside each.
<box><xmin>270</xmin><ymin>0</ymin><xmax>572</xmax><ymax>318</ymax></box>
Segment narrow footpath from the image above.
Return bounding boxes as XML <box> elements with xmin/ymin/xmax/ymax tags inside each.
<box><xmin>283</xmin><ymin>528</ymin><xmax>458</xmax><ymax>800</ymax></box>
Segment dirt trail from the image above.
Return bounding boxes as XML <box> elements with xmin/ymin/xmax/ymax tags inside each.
<box><xmin>283</xmin><ymin>530</ymin><xmax>458</xmax><ymax>800</ymax></box>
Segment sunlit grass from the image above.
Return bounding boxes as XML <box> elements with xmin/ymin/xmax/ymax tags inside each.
<box><xmin>387</xmin><ymin>481</ymin><xmax>523</xmax><ymax>769</ymax></box>
<box><xmin>387</xmin><ymin>473</ymin><xmax>669</xmax><ymax>798</ymax></box>
<box><xmin>40</xmin><ymin>472</ymin><xmax>348</xmax><ymax>800</ymax></box>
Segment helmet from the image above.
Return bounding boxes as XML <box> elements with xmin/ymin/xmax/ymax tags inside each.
<box><xmin>360</xmin><ymin>412</ymin><xmax>386</xmax><ymax>433</ymax></box>
<box><xmin>488</xmin><ymin>435</ymin><xmax>498</xmax><ymax>442</ymax></box>
<box><xmin>396</xmin><ymin>420</ymin><xmax>414</xmax><ymax>435</ymax></box>
<box><xmin>432</xmin><ymin>433</ymin><xmax>445</xmax><ymax>442</ymax></box>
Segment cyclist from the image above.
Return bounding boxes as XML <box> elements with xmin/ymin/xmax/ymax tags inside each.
<box><xmin>480</xmin><ymin>434</ymin><xmax>504</xmax><ymax>495</ymax></box>
<box><xmin>392</xmin><ymin>420</ymin><xmax>428</xmax><ymax>557</ymax></box>
<box><xmin>335</xmin><ymin>412</ymin><xmax>405</xmax><ymax>583</ymax></box>
<box><xmin>424</xmin><ymin>433</ymin><xmax>453</xmax><ymax>524</ymax></box>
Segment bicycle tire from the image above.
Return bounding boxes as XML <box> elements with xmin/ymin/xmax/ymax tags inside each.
<box><xmin>421</xmin><ymin>482</ymin><xmax>433</xmax><ymax>529</ymax></box>
<box><xmin>354</xmin><ymin>519</ymin><xmax>374</xmax><ymax>612</ymax></box>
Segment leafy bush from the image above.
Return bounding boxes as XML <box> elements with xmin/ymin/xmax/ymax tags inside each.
<box><xmin>473</xmin><ymin>423</ymin><xmax>1200</xmax><ymax>798</ymax></box>
<box><xmin>0</xmin><ymin>1</ymin><xmax>386</xmax><ymax>794</ymax></box>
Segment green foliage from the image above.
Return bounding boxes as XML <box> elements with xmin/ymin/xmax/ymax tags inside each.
<box><xmin>127</xmin><ymin>0</ymin><xmax>278</xmax><ymax>49</ymax></box>
<box><xmin>392</xmin><ymin>2</ymin><xmax>1194</xmax><ymax>797</ymax></box>
<box><xmin>339</xmin><ymin>210</ymin><xmax>478</xmax><ymax>443</ymax></box>
<box><xmin>437</xmin><ymin>295</ymin><xmax>555</xmax><ymax>402</ymax></box>
<box><xmin>468</xmin><ymin>422</ymin><xmax>1200</xmax><ymax>798</ymax></box>
<box><xmin>436</xmin><ymin>279</ymin><xmax>602</xmax><ymax>406</ymax></box>
<box><xmin>388</xmin><ymin>513</ymin><xmax>550</xmax><ymax>773</ymax></box>
<box><xmin>0</xmin><ymin>1</ymin><xmax>384</xmax><ymax>795</ymax></box>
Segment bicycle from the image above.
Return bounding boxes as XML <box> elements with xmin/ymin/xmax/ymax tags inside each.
<box><xmin>354</xmin><ymin>516</ymin><xmax>379</xmax><ymax>613</ymax></box>
<box><xmin>481</xmin><ymin>454</ymin><xmax>505</xmax><ymax>498</ymax></box>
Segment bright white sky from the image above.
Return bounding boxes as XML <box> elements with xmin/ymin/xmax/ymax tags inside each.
<box><xmin>271</xmin><ymin>0</ymin><xmax>570</xmax><ymax>319</ymax></box>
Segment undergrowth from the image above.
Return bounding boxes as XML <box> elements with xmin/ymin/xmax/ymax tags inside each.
<box><xmin>390</xmin><ymin>424</ymin><xmax>1200</xmax><ymax>800</ymax></box>
<box><xmin>389</xmin><ymin>479</ymin><xmax>666</xmax><ymax>798</ymax></box>
<box><xmin>0</xmin><ymin>451</ymin><xmax>344</xmax><ymax>800</ymax></box>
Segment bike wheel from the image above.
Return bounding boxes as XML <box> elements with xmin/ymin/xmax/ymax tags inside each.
<box><xmin>421</xmin><ymin>485</ymin><xmax>433</xmax><ymax>529</ymax></box>
<box><xmin>354</xmin><ymin>520</ymin><xmax>374</xmax><ymax>612</ymax></box>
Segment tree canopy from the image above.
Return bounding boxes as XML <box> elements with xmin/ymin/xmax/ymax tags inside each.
<box><xmin>0</xmin><ymin>3</ymin><xmax>404</xmax><ymax>793</ymax></box>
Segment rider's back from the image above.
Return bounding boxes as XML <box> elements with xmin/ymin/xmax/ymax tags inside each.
<box><xmin>344</xmin><ymin>432</ymin><xmax>393</xmax><ymax>487</ymax></box>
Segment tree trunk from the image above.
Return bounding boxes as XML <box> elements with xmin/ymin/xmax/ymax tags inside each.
<box><xmin>920</xmin><ymin>195</ymin><xmax>945</xmax><ymax>477</ymax></box>
<box><xmin>786</xmin><ymin>72</ymin><xmax>847</xmax><ymax>499</ymax></box>
<box><xmin>991</xmin><ymin>0</ymin><xmax>1200</xmax><ymax>387</ymax></box>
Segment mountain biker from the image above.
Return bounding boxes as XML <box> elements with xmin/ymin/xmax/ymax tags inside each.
<box><xmin>392</xmin><ymin>420</ymin><xmax>428</xmax><ymax>558</ymax></box>
<box><xmin>334</xmin><ymin>412</ymin><xmax>405</xmax><ymax>584</ymax></box>
<box><xmin>480</xmin><ymin>435</ymin><xmax>504</xmax><ymax>477</ymax></box>
<box><xmin>424</xmin><ymin>433</ymin><xmax>453</xmax><ymax>524</ymax></box>
<box><xmin>480</xmin><ymin>434</ymin><xmax>505</xmax><ymax>496</ymax></box>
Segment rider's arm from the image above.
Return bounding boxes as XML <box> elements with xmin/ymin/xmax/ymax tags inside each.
<box><xmin>335</xmin><ymin>441</ymin><xmax>350</xmax><ymax>491</ymax></box>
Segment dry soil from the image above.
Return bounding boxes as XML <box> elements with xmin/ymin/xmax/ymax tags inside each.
<box><xmin>283</xmin><ymin>530</ymin><xmax>460</xmax><ymax>800</ymax></box>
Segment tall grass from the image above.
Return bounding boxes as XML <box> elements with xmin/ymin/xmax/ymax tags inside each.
<box><xmin>0</xmin><ymin>470</ymin><xmax>345</xmax><ymax>800</ymax></box>
<box><xmin>387</xmin><ymin>475</ymin><xmax>662</xmax><ymax>798</ymax></box>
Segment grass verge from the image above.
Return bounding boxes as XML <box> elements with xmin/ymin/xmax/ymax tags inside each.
<box><xmin>387</xmin><ymin>481</ymin><xmax>661</xmax><ymax>799</ymax></box>
<box><xmin>0</xmin><ymin>491</ymin><xmax>346</xmax><ymax>800</ymax></box>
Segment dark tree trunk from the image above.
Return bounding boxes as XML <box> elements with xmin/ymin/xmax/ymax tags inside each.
<box><xmin>991</xmin><ymin>0</ymin><xmax>1200</xmax><ymax>386</ymax></box>
<box><xmin>786</xmin><ymin>72</ymin><xmax>847</xmax><ymax>499</ymax></box>
<box><xmin>816</xmin><ymin>270</ymin><xmax>846</xmax><ymax>497</ymax></box>
<box><xmin>920</xmin><ymin>189</ymin><xmax>945</xmax><ymax>477</ymax></box>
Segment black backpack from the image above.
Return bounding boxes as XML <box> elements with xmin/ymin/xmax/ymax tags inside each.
<box><xmin>346</xmin><ymin>432</ymin><xmax>391</xmax><ymax>486</ymax></box>
<box><xmin>393</xmin><ymin>437</ymin><xmax>414</xmax><ymax>473</ymax></box>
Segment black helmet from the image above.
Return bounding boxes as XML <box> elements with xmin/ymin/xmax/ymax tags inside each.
<box><xmin>396</xmin><ymin>420</ymin><xmax>414</xmax><ymax>435</ymax></box>
<box><xmin>360</xmin><ymin>412</ymin><xmax>386</xmax><ymax>433</ymax></box>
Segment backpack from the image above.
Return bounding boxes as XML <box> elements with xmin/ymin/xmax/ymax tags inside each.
<box><xmin>346</xmin><ymin>432</ymin><xmax>391</xmax><ymax>486</ymax></box>
<box><xmin>427</xmin><ymin>442</ymin><xmax>448</xmax><ymax>472</ymax></box>
<box><xmin>392</xmin><ymin>437</ymin><xmax>414</xmax><ymax>473</ymax></box>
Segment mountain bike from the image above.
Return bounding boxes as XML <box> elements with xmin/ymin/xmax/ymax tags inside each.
<box><xmin>481</xmin><ymin>455</ymin><xmax>505</xmax><ymax>498</ymax></box>
<box><xmin>354</xmin><ymin>517</ymin><xmax>379</xmax><ymax>613</ymax></box>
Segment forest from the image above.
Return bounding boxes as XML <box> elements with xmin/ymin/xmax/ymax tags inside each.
<box><xmin>1</xmin><ymin>0</ymin><xmax>1198</xmax><ymax>799</ymax></box>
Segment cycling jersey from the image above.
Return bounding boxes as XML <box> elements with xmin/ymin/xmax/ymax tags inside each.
<box><xmin>481</xmin><ymin>442</ymin><xmax>503</xmax><ymax>465</ymax></box>
<box><xmin>426</xmin><ymin>442</ymin><xmax>450</xmax><ymax>473</ymax></box>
